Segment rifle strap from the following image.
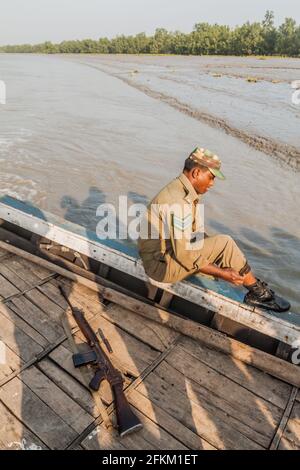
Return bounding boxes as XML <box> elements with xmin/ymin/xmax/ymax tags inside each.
<box><xmin>60</xmin><ymin>309</ymin><xmax>113</xmax><ymax>431</ymax></box>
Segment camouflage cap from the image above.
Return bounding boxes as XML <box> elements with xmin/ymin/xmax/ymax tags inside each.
<box><xmin>189</xmin><ymin>147</ymin><xmax>225</xmax><ymax>180</ymax></box>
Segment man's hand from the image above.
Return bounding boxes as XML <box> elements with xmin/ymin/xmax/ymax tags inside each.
<box><xmin>219</xmin><ymin>268</ymin><xmax>245</xmax><ymax>286</ymax></box>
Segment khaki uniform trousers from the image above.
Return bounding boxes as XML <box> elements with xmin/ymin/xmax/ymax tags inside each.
<box><xmin>147</xmin><ymin>234</ymin><xmax>248</xmax><ymax>284</ymax></box>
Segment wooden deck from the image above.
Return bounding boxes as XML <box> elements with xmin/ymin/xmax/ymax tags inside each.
<box><xmin>0</xmin><ymin>244</ymin><xmax>299</xmax><ymax>451</ymax></box>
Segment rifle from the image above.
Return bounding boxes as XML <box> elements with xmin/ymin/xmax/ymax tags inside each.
<box><xmin>59</xmin><ymin>285</ymin><xmax>143</xmax><ymax>437</ymax></box>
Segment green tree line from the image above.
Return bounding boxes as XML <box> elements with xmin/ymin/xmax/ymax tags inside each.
<box><xmin>1</xmin><ymin>12</ymin><xmax>299</xmax><ymax>56</ymax></box>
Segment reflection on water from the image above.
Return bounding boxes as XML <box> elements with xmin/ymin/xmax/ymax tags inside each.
<box><xmin>0</xmin><ymin>53</ymin><xmax>299</xmax><ymax>317</ymax></box>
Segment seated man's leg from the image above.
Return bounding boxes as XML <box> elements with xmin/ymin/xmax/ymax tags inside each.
<box><xmin>156</xmin><ymin>234</ymin><xmax>248</xmax><ymax>284</ymax></box>
<box><xmin>200</xmin><ymin>234</ymin><xmax>250</xmax><ymax>275</ymax></box>
<box><xmin>145</xmin><ymin>235</ymin><xmax>290</xmax><ymax>313</ymax></box>
<box><xmin>163</xmin><ymin>257</ymin><xmax>196</xmax><ymax>283</ymax></box>
<box><xmin>199</xmin><ymin>234</ymin><xmax>290</xmax><ymax>312</ymax></box>
<box><xmin>154</xmin><ymin>234</ymin><xmax>247</xmax><ymax>284</ymax></box>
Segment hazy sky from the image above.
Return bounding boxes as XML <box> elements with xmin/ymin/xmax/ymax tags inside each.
<box><xmin>0</xmin><ymin>0</ymin><xmax>299</xmax><ymax>45</ymax></box>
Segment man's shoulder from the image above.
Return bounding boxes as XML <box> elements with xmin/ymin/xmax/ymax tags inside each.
<box><xmin>151</xmin><ymin>176</ymin><xmax>185</xmax><ymax>205</ymax></box>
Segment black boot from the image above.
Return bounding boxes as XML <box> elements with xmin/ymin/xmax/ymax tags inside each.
<box><xmin>244</xmin><ymin>279</ymin><xmax>290</xmax><ymax>313</ymax></box>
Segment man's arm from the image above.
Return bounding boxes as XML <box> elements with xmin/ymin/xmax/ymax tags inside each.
<box><xmin>199</xmin><ymin>264</ymin><xmax>245</xmax><ymax>286</ymax></box>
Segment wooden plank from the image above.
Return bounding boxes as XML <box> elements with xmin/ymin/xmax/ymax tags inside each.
<box><xmin>37</xmin><ymin>245</ymin><xmax>157</xmax><ymax>310</ymax></box>
<box><xmin>153</xmin><ymin>360</ymin><xmax>274</xmax><ymax>447</ymax></box>
<box><xmin>128</xmin><ymin>389</ymin><xmax>216</xmax><ymax>450</ymax></box>
<box><xmin>0</xmin><ymin>306</ymin><xmax>44</xmax><ymax>362</ymax></box>
<box><xmin>0</xmin><ymin>274</ymin><xmax>20</xmax><ymax>299</ymax></box>
<box><xmin>1</xmin><ymin>240</ymin><xmax>299</xmax><ymax>388</ymax></box>
<box><xmin>38</xmin><ymin>281</ymin><xmax>96</xmax><ymax>340</ymax></box>
<box><xmin>102</xmin><ymin>287</ymin><xmax>300</xmax><ymax>387</ymax></box>
<box><xmin>278</xmin><ymin>401</ymin><xmax>300</xmax><ymax>450</ymax></box>
<box><xmin>178</xmin><ymin>336</ymin><xmax>292</xmax><ymax>410</ymax></box>
<box><xmin>0</xmin><ymin>376</ymin><xmax>78</xmax><ymax>449</ymax></box>
<box><xmin>0</xmin><ymin>246</ymin><xmax>9</xmax><ymax>259</ymax></box>
<box><xmin>37</xmin><ymin>279</ymin><xmax>73</xmax><ymax>309</ymax></box>
<box><xmin>0</xmin><ymin>302</ymin><xmax>49</xmax><ymax>348</ymax></box>
<box><xmin>162</xmin><ymin>346</ymin><xmax>283</xmax><ymax>441</ymax></box>
<box><xmin>37</xmin><ymin>357</ymin><xmax>100</xmax><ymax>418</ymax></box>
<box><xmin>278</xmin><ymin>437</ymin><xmax>300</xmax><ymax>450</ymax></box>
<box><xmin>57</xmin><ymin>279</ymin><xmax>180</xmax><ymax>352</ymax></box>
<box><xmin>137</xmin><ymin>372</ymin><xmax>263</xmax><ymax>450</ymax></box>
<box><xmin>55</xmin><ymin>278</ymin><xmax>108</xmax><ymax>323</ymax></box>
<box><xmin>97</xmin><ymin>303</ymin><xmax>179</xmax><ymax>352</ymax></box>
<box><xmin>20</xmin><ymin>366</ymin><xmax>94</xmax><ymax>434</ymax></box>
<box><xmin>80</xmin><ymin>425</ymin><xmax>127</xmax><ymax>450</ymax></box>
<box><xmin>0</xmin><ymin>334</ymin><xmax>67</xmax><ymax>389</ymax></box>
<box><xmin>7</xmin><ymin>295</ymin><xmax>64</xmax><ymax>343</ymax></box>
<box><xmin>158</xmin><ymin>291</ymin><xmax>173</xmax><ymax>309</ymax></box>
<box><xmin>25</xmin><ymin>288</ymin><xmax>65</xmax><ymax>324</ymax></box>
<box><xmin>106</xmin><ymin>292</ymin><xmax>300</xmax><ymax>386</ymax></box>
<box><xmin>0</xmin><ymin>201</ymin><xmax>298</xmax><ymax>345</ymax></box>
<box><xmin>39</xmin><ymin>279</ymin><xmax>102</xmax><ymax>327</ymax></box>
<box><xmin>15</xmin><ymin>256</ymin><xmax>53</xmax><ymax>281</ymax></box>
<box><xmin>55</xmin><ymin>281</ymin><xmax>300</xmax><ymax>402</ymax></box>
<box><xmin>82</xmin><ymin>409</ymin><xmax>187</xmax><ymax>451</ymax></box>
<box><xmin>0</xmin><ymin>225</ymin><xmax>37</xmax><ymax>255</ymax></box>
<box><xmin>2</xmin><ymin>256</ymin><xmax>49</xmax><ymax>286</ymax></box>
<box><xmin>146</xmin><ymin>283</ymin><xmax>158</xmax><ymax>301</ymax></box>
<box><xmin>0</xmin><ymin>260</ymin><xmax>30</xmax><ymax>292</ymax></box>
<box><xmin>270</xmin><ymin>387</ymin><xmax>298</xmax><ymax>450</ymax></box>
<box><xmin>0</xmin><ymin>343</ymin><xmax>24</xmax><ymax>381</ymax></box>
<box><xmin>0</xmin><ymin>401</ymin><xmax>48</xmax><ymax>450</ymax></box>
<box><xmin>100</xmin><ymin>424</ymin><xmax>156</xmax><ymax>451</ymax></box>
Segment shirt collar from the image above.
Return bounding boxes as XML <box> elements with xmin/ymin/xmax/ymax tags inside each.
<box><xmin>178</xmin><ymin>173</ymin><xmax>200</xmax><ymax>204</ymax></box>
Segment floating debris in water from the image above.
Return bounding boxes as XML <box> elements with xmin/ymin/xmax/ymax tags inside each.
<box><xmin>246</xmin><ymin>77</ymin><xmax>258</xmax><ymax>83</ymax></box>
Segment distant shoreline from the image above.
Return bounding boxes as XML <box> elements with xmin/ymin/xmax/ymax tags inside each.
<box><xmin>1</xmin><ymin>52</ymin><xmax>299</xmax><ymax>60</ymax></box>
<box><xmin>1</xmin><ymin>12</ymin><xmax>299</xmax><ymax>58</ymax></box>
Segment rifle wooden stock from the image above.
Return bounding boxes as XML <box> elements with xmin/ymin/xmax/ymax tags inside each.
<box><xmin>113</xmin><ymin>382</ymin><xmax>144</xmax><ymax>438</ymax></box>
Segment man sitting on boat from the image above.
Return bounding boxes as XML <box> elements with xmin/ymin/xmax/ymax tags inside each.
<box><xmin>138</xmin><ymin>147</ymin><xmax>290</xmax><ymax>313</ymax></box>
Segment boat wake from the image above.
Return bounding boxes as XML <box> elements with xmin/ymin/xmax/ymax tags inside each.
<box><xmin>79</xmin><ymin>61</ymin><xmax>300</xmax><ymax>171</ymax></box>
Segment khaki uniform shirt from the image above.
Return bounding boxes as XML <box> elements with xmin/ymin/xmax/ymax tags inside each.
<box><xmin>138</xmin><ymin>173</ymin><xmax>209</xmax><ymax>281</ymax></box>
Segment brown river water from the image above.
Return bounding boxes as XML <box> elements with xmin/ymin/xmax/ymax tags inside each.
<box><xmin>0</xmin><ymin>54</ymin><xmax>299</xmax><ymax>319</ymax></box>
